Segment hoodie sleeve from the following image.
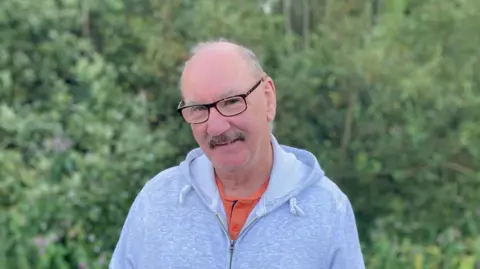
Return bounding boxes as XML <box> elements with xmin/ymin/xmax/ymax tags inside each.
<box><xmin>109</xmin><ymin>185</ymin><xmax>150</xmax><ymax>269</ymax></box>
<box><xmin>328</xmin><ymin>196</ymin><xmax>366</xmax><ymax>269</ymax></box>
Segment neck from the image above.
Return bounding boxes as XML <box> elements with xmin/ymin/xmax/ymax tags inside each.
<box><xmin>215</xmin><ymin>138</ymin><xmax>273</xmax><ymax>198</ymax></box>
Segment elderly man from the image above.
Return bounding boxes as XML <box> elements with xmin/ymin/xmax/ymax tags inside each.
<box><xmin>110</xmin><ymin>40</ymin><xmax>365</xmax><ymax>269</ymax></box>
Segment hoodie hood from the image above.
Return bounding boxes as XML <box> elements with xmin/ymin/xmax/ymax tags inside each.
<box><xmin>178</xmin><ymin>134</ymin><xmax>325</xmax><ymax>220</ymax></box>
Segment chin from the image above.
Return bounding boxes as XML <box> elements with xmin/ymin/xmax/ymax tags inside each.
<box><xmin>213</xmin><ymin>160</ymin><xmax>248</xmax><ymax>172</ymax></box>
<box><xmin>209</xmin><ymin>150</ymin><xmax>250</xmax><ymax>172</ymax></box>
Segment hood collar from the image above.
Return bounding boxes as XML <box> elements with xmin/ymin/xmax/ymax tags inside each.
<box><xmin>178</xmin><ymin>134</ymin><xmax>324</xmax><ymax>217</ymax></box>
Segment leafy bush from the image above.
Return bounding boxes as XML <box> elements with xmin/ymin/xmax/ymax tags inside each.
<box><xmin>366</xmin><ymin>231</ymin><xmax>480</xmax><ymax>269</ymax></box>
<box><xmin>1</xmin><ymin>0</ymin><xmax>479</xmax><ymax>268</ymax></box>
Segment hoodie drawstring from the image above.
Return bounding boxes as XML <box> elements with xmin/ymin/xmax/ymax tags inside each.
<box><xmin>289</xmin><ymin>198</ymin><xmax>305</xmax><ymax>217</ymax></box>
<box><xmin>179</xmin><ymin>185</ymin><xmax>193</xmax><ymax>205</ymax></box>
<box><xmin>180</xmin><ymin>185</ymin><xmax>304</xmax><ymax>217</ymax></box>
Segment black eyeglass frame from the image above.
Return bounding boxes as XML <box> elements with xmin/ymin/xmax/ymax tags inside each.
<box><xmin>177</xmin><ymin>77</ymin><xmax>265</xmax><ymax>124</ymax></box>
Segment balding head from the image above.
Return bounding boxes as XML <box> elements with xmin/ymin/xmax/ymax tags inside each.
<box><xmin>180</xmin><ymin>39</ymin><xmax>264</xmax><ymax>92</ymax></box>
<box><xmin>189</xmin><ymin>39</ymin><xmax>264</xmax><ymax>74</ymax></box>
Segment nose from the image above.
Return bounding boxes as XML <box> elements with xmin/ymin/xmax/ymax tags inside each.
<box><xmin>206</xmin><ymin>108</ymin><xmax>231</xmax><ymax>136</ymax></box>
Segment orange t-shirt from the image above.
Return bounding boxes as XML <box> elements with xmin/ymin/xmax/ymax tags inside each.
<box><xmin>215</xmin><ymin>176</ymin><xmax>269</xmax><ymax>240</ymax></box>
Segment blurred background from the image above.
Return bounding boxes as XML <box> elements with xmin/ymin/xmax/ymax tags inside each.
<box><xmin>1</xmin><ymin>0</ymin><xmax>479</xmax><ymax>268</ymax></box>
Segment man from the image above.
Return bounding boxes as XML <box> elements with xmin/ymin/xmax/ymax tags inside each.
<box><xmin>110</xmin><ymin>39</ymin><xmax>365</xmax><ymax>269</ymax></box>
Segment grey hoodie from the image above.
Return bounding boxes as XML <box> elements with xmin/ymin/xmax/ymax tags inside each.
<box><xmin>110</xmin><ymin>135</ymin><xmax>366</xmax><ymax>269</ymax></box>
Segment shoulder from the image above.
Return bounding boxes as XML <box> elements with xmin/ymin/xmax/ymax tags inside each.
<box><xmin>293</xmin><ymin>158</ymin><xmax>352</xmax><ymax>216</ymax></box>
<box><xmin>135</xmin><ymin>165</ymin><xmax>186</xmax><ymax>202</ymax></box>
<box><xmin>279</xmin><ymin>143</ymin><xmax>351</xmax><ymax>213</ymax></box>
<box><xmin>312</xmin><ymin>175</ymin><xmax>351</xmax><ymax>213</ymax></box>
<box><xmin>146</xmin><ymin>166</ymin><xmax>183</xmax><ymax>189</ymax></box>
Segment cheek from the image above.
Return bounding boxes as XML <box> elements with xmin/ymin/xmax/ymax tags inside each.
<box><xmin>233</xmin><ymin>113</ymin><xmax>258</xmax><ymax>133</ymax></box>
<box><xmin>191</xmin><ymin>124</ymin><xmax>206</xmax><ymax>141</ymax></box>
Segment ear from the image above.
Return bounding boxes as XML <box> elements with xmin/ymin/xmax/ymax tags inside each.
<box><xmin>264</xmin><ymin>77</ymin><xmax>276</xmax><ymax>123</ymax></box>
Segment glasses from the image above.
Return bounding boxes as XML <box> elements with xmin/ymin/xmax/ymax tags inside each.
<box><xmin>177</xmin><ymin>78</ymin><xmax>264</xmax><ymax>124</ymax></box>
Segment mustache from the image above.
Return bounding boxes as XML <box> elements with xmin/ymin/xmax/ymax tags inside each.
<box><xmin>208</xmin><ymin>131</ymin><xmax>246</xmax><ymax>149</ymax></box>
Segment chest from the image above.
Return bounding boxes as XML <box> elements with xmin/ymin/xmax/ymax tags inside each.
<box><xmin>138</xmin><ymin>197</ymin><xmax>332</xmax><ymax>269</ymax></box>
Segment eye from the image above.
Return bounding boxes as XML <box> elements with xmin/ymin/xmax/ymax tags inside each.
<box><xmin>189</xmin><ymin>105</ymin><xmax>207</xmax><ymax>112</ymax></box>
<box><xmin>222</xmin><ymin>97</ymin><xmax>242</xmax><ymax>106</ymax></box>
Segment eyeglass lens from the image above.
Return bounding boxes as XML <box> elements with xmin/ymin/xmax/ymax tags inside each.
<box><xmin>181</xmin><ymin>96</ymin><xmax>247</xmax><ymax>123</ymax></box>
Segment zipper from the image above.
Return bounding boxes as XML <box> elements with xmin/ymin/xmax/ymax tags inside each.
<box><xmin>229</xmin><ymin>241</ymin><xmax>235</xmax><ymax>269</ymax></box>
<box><xmin>237</xmin><ymin>215</ymin><xmax>261</xmax><ymax>241</ymax></box>
<box><xmin>215</xmin><ymin>212</ymin><xmax>264</xmax><ymax>269</ymax></box>
<box><xmin>215</xmin><ymin>213</ymin><xmax>235</xmax><ymax>269</ymax></box>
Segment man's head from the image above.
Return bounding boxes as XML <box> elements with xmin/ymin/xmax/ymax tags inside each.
<box><xmin>178</xmin><ymin>39</ymin><xmax>277</xmax><ymax>172</ymax></box>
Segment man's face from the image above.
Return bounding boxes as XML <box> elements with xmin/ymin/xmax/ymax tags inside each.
<box><xmin>180</xmin><ymin>49</ymin><xmax>276</xmax><ymax>171</ymax></box>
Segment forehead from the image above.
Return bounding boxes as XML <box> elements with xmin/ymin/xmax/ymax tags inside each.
<box><xmin>180</xmin><ymin>53</ymin><xmax>252</xmax><ymax>105</ymax></box>
<box><xmin>181</xmin><ymin>83</ymin><xmax>244</xmax><ymax>106</ymax></box>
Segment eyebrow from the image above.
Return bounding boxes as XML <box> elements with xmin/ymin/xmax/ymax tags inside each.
<box><xmin>182</xmin><ymin>89</ymin><xmax>241</xmax><ymax>107</ymax></box>
<box><xmin>181</xmin><ymin>100</ymin><xmax>196</xmax><ymax>106</ymax></box>
<box><xmin>219</xmin><ymin>89</ymin><xmax>239</xmax><ymax>99</ymax></box>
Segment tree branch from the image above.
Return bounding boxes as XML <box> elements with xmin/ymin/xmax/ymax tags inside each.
<box><xmin>445</xmin><ymin>162</ymin><xmax>477</xmax><ymax>178</ymax></box>
<box><xmin>283</xmin><ymin>0</ymin><xmax>292</xmax><ymax>35</ymax></box>
<box><xmin>302</xmin><ymin>0</ymin><xmax>310</xmax><ymax>49</ymax></box>
<box><xmin>82</xmin><ymin>1</ymin><xmax>90</xmax><ymax>37</ymax></box>
<box><xmin>340</xmin><ymin>91</ymin><xmax>357</xmax><ymax>173</ymax></box>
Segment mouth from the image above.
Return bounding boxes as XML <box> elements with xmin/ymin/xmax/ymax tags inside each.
<box><xmin>211</xmin><ymin>138</ymin><xmax>242</xmax><ymax>148</ymax></box>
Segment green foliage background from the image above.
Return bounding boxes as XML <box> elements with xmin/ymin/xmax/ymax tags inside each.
<box><xmin>1</xmin><ymin>0</ymin><xmax>479</xmax><ymax>268</ymax></box>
